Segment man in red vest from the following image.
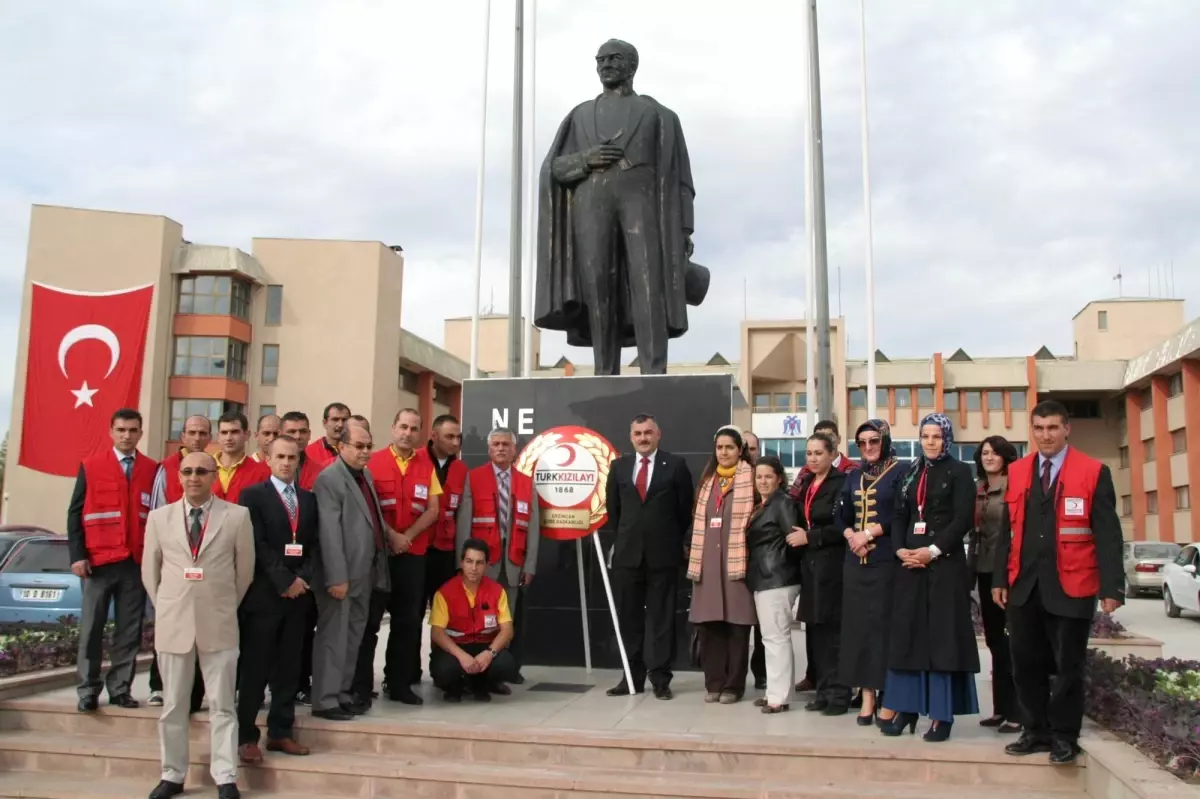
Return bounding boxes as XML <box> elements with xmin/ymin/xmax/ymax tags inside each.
<box><xmin>214</xmin><ymin>411</ymin><xmax>271</xmax><ymax>504</ymax></box>
<box><xmin>355</xmin><ymin>408</ymin><xmax>441</xmax><ymax>706</ymax></box>
<box><xmin>67</xmin><ymin>408</ymin><xmax>158</xmax><ymax>713</ymax></box>
<box><xmin>305</xmin><ymin>402</ymin><xmax>350</xmax><ymax>469</ymax></box>
<box><xmin>429</xmin><ymin>538</ymin><xmax>519</xmax><ymax>701</ymax></box>
<box><xmin>456</xmin><ymin>427</ymin><xmax>541</xmax><ymax>689</ymax></box>
<box><xmin>147</xmin><ymin>414</ymin><xmax>213</xmax><ymax>708</ymax></box>
<box><xmin>423</xmin><ymin>415</ymin><xmax>467</xmax><ymax>675</ymax></box>
<box><xmin>993</xmin><ymin>400</ymin><xmax>1123</xmax><ymax>765</ymax></box>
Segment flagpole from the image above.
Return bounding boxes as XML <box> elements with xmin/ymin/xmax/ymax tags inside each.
<box><xmin>806</xmin><ymin>0</ymin><xmax>834</xmax><ymax>422</ymax></box>
<box><xmin>506</xmin><ymin>0</ymin><xmax>525</xmax><ymax>377</ymax></box>
<box><xmin>859</xmin><ymin>0</ymin><xmax>877</xmax><ymax>419</ymax></box>
<box><xmin>468</xmin><ymin>0</ymin><xmax>493</xmax><ymax>379</ymax></box>
<box><xmin>521</xmin><ymin>0</ymin><xmax>538</xmax><ymax>377</ymax></box>
<box><xmin>802</xmin><ymin>2</ymin><xmax>816</xmax><ymax>434</ymax></box>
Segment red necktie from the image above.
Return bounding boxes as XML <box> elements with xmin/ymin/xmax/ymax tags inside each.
<box><xmin>1041</xmin><ymin>459</ymin><xmax>1053</xmax><ymax>493</ymax></box>
<box><xmin>636</xmin><ymin>456</ymin><xmax>650</xmax><ymax>500</ymax></box>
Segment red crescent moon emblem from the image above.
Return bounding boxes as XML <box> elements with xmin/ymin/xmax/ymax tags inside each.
<box><xmin>555</xmin><ymin>444</ymin><xmax>577</xmax><ymax>467</ymax></box>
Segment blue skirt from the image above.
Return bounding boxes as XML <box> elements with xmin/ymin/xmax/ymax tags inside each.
<box><xmin>883</xmin><ymin>669</ymin><xmax>979</xmax><ymax>723</ymax></box>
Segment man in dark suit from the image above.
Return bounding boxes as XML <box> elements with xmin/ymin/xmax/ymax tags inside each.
<box><xmin>993</xmin><ymin>400</ymin><xmax>1124</xmax><ymax>765</ymax></box>
<box><xmin>235</xmin><ymin>435</ymin><xmax>319</xmax><ymax>765</ymax></box>
<box><xmin>604</xmin><ymin>413</ymin><xmax>695</xmax><ymax>700</ymax></box>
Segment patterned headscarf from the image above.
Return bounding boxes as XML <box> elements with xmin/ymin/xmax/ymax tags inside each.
<box><xmin>918</xmin><ymin>412</ymin><xmax>955</xmax><ymax>463</ymax></box>
<box><xmin>855</xmin><ymin>419</ymin><xmax>895</xmax><ymax>477</ymax></box>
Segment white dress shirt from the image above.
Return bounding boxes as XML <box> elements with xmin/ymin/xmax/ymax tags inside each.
<box><xmin>632</xmin><ymin>449</ymin><xmax>658</xmax><ymax>488</ymax></box>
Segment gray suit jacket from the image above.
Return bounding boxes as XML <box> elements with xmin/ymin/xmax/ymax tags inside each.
<box><xmin>454</xmin><ymin>467</ymin><xmax>541</xmax><ymax>586</ymax></box>
<box><xmin>313</xmin><ymin>458</ymin><xmax>390</xmax><ymax>596</ymax></box>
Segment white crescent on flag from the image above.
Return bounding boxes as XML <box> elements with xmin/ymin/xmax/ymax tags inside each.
<box><xmin>58</xmin><ymin>323</ymin><xmax>121</xmax><ymax>378</ymax></box>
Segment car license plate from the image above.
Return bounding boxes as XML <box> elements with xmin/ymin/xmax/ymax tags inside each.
<box><xmin>15</xmin><ymin>588</ymin><xmax>63</xmax><ymax>602</ymax></box>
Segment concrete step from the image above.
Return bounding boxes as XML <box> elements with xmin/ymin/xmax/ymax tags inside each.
<box><xmin>0</xmin><ymin>731</ymin><xmax>1091</xmax><ymax>799</ymax></box>
<box><xmin>0</xmin><ymin>702</ymin><xmax>1087</xmax><ymax>793</ymax></box>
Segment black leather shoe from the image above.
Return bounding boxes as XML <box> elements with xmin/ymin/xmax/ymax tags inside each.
<box><xmin>342</xmin><ymin>699</ymin><xmax>371</xmax><ymax>715</ymax></box>
<box><xmin>217</xmin><ymin>783</ymin><xmax>241</xmax><ymax>799</ymax></box>
<box><xmin>473</xmin><ymin>688</ymin><xmax>492</xmax><ymax>702</ymax></box>
<box><xmin>804</xmin><ymin>698</ymin><xmax>829</xmax><ymax>712</ymax></box>
<box><xmin>109</xmin><ymin>694</ymin><xmax>139</xmax><ymax>709</ymax></box>
<box><xmin>77</xmin><ymin>696</ymin><xmax>99</xmax><ymax>713</ymax></box>
<box><xmin>821</xmin><ymin>704</ymin><xmax>849</xmax><ymax>717</ymax></box>
<box><xmin>387</xmin><ymin>688</ymin><xmax>424</xmax><ymax>706</ymax></box>
<box><xmin>1049</xmin><ymin>739</ymin><xmax>1080</xmax><ymax>765</ymax></box>
<box><xmin>312</xmin><ymin>707</ymin><xmax>354</xmax><ymax>721</ymax></box>
<box><xmin>606</xmin><ymin>680</ymin><xmax>644</xmax><ymax>697</ymax></box>
<box><xmin>753</xmin><ymin>677</ymin><xmax>767</xmax><ymax>691</ymax></box>
<box><xmin>490</xmin><ymin>683</ymin><xmax>513</xmax><ymax>696</ymax></box>
<box><xmin>443</xmin><ymin>691</ymin><xmax>463</xmax><ymax>703</ymax></box>
<box><xmin>510</xmin><ymin>672</ymin><xmax>526</xmax><ymax>685</ymax></box>
<box><xmin>148</xmin><ymin>780</ymin><xmax>184</xmax><ymax>799</ymax></box>
<box><xmin>1005</xmin><ymin>732</ymin><xmax>1052</xmax><ymax>756</ymax></box>
<box><xmin>653</xmin><ymin>685</ymin><xmax>674</xmax><ymax>701</ymax></box>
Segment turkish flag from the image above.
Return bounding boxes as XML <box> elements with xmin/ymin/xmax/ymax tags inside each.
<box><xmin>18</xmin><ymin>283</ymin><xmax>156</xmax><ymax>477</ymax></box>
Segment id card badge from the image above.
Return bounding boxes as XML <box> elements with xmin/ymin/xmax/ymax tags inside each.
<box><xmin>483</xmin><ymin>613</ymin><xmax>498</xmax><ymax>630</ymax></box>
<box><xmin>1064</xmin><ymin>498</ymin><xmax>1086</xmax><ymax>517</ymax></box>
<box><xmin>183</xmin><ymin>567</ymin><xmax>204</xmax><ymax>581</ymax></box>
<box><xmin>140</xmin><ymin>492</ymin><xmax>152</xmax><ymax>508</ymax></box>
<box><xmin>285</xmin><ymin>543</ymin><xmax>304</xmax><ymax>557</ymax></box>
<box><xmin>709</xmin><ymin>517</ymin><xmax>723</xmax><ymax>529</ymax></box>
<box><xmin>913</xmin><ymin>522</ymin><xmax>928</xmax><ymax>536</ymax></box>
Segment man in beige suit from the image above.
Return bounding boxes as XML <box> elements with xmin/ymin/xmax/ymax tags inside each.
<box><xmin>142</xmin><ymin>451</ymin><xmax>255</xmax><ymax>799</ymax></box>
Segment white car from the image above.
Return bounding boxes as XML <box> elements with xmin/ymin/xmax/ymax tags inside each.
<box><xmin>1162</xmin><ymin>544</ymin><xmax>1200</xmax><ymax>618</ymax></box>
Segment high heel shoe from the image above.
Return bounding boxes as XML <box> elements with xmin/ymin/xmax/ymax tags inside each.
<box><xmin>923</xmin><ymin>721</ymin><xmax>953</xmax><ymax>742</ymax></box>
<box><xmin>856</xmin><ymin>713</ymin><xmax>875</xmax><ymax>726</ymax></box>
<box><xmin>878</xmin><ymin>712</ymin><xmax>918</xmax><ymax>736</ymax></box>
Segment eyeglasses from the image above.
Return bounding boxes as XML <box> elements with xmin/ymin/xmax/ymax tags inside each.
<box><xmin>856</xmin><ymin>437</ymin><xmax>882</xmax><ymax>448</ymax></box>
<box><xmin>344</xmin><ymin>442</ymin><xmax>372</xmax><ymax>452</ymax></box>
<box><xmin>180</xmin><ymin>467</ymin><xmax>214</xmax><ymax>476</ymax></box>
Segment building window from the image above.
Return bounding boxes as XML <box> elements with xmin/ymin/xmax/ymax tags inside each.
<box><xmin>1061</xmin><ymin>399</ymin><xmax>1101</xmax><ymax>419</ymax></box>
<box><xmin>849</xmin><ymin>389</ymin><xmax>866</xmax><ymax>409</ymax></box>
<box><xmin>1168</xmin><ymin>373</ymin><xmax>1183</xmax><ymax>397</ymax></box>
<box><xmin>772</xmin><ymin>393</ymin><xmax>791</xmax><ymax>412</ymax></box>
<box><xmin>1176</xmin><ymin>486</ymin><xmax>1191</xmax><ymax>511</ymax></box>
<box><xmin>1146</xmin><ymin>491</ymin><xmax>1158</xmax><ymax>515</ymax></box>
<box><xmin>1118</xmin><ymin>446</ymin><xmax>1129</xmax><ymax>468</ymax></box>
<box><xmin>400</xmin><ymin>365</ymin><xmax>420</xmax><ymax>394</ymax></box>
<box><xmin>966</xmin><ymin>391</ymin><xmax>982</xmax><ymax>411</ymax></box>
<box><xmin>265</xmin><ymin>285</ymin><xmax>283</xmax><ymax>326</ymax></box>
<box><xmin>1139</xmin><ymin>388</ymin><xmax>1152</xmax><ymax>410</ymax></box>
<box><xmin>917</xmin><ymin>387</ymin><xmax>934</xmax><ymax>408</ymax></box>
<box><xmin>1121</xmin><ymin>495</ymin><xmax>1132</xmax><ymax>517</ymax></box>
<box><xmin>987</xmin><ymin>391</ymin><xmax>1004</xmax><ymax>411</ymax></box>
<box><xmin>258</xmin><ymin>405</ymin><xmax>276</xmax><ymax>421</ymax></box>
<box><xmin>177</xmin><ymin>275</ymin><xmax>251</xmax><ymax>320</ymax></box>
<box><xmin>173</xmin><ymin>336</ymin><xmax>247</xmax><ymax>380</ymax></box>
<box><xmin>753</xmin><ymin>393</ymin><xmax>770</xmax><ymax>411</ymax></box>
<box><xmin>1145</xmin><ymin>438</ymin><xmax>1155</xmax><ymax>462</ymax></box>
<box><xmin>796</xmin><ymin>392</ymin><xmax>808</xmax><ymax>411</ymax></box>
<box><xmin>895</xmin><ymin>389</ymin><xmax>912</xmax><ymax>408</ymax></box>
<box><xmin>1009</xmin><ymin>391</ymin><xmax>1027</xmax><ymax>411</ymax></box>
<box><xmin>261</xmin><ymin>344</ymin><xmax>280</xmax><ymax>385</ymax></box>
<box><xmin>169</xmin><ymin>399</ymin><xmax>243</xmax><ymax>440</ymax></box>
<box><xmin>943</xmin><ymin>391</ymin><xmax>960</xmax><ymax>411</ymax></box>
<box><xmin>876</xmin><ymin>388</ymin><xmax>889</xmax><ymax>409</ymax></box>
<box><xmin>1098</xmin><ymin>310</ymin><xmax>1108</xmax><ymax>331</ymax></box>
<box><xmin>1172</xmin><ymin>429</ymin><xmax>1187</xmax><ymax>454</ymax></box>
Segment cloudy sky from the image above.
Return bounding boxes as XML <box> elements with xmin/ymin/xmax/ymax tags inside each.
<box><xmin>2</xmin><ymin>0</ymin><xmax>1198</xmax><ymax>436</ymax></box>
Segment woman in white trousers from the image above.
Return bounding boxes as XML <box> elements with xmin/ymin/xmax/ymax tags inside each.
<box><xmin>744</xmin><ymin>456</ymin><xmax>802</xmax><ymax>713</ymax></box>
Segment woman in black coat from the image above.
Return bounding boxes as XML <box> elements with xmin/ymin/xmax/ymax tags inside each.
<box><xmin>745</xmin><ymin>456</ymin><xmax>801</xmax><ymax>713</ymax></box>
<box><xmin>880</xmin><ymin>413</ymin><xmax>980</xmax><ymax>742</ymax></box>
<box><xmin>792</xmin><ymin>433</ymin><xmax>851</xmax><ymax>715</ymax></box>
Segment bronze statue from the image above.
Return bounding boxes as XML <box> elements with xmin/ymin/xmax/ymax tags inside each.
<box><xmin>535</xmin><ymin>39</ymin><xmax>709</xmax><ymax>376</ymax></box>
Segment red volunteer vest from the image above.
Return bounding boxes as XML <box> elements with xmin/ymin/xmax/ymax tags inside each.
<box><xmin>439</xmin><ymin>574</ymin><xmax>505</xmax><ymax>645</ymax></box>
<box><xmin>213</xmin><ymin>456</ymin><xmax>272</xmax><ymax>504</ymax></box>
<box><xmin>467</xmin><ymin>464</ymin><xmax>532</xmax><ymax>567</ymax></box>
<box><xmin>160</xmin><ymin>450</ymin><xmax>185</xmax><ymax>505</ymax></box>
<box><xmin>432</xmin><ymin>454</ymin><xmax>468</xmax><ymax>551</ymax></box>
<box><xmin>298</xmin><ymin>455</ymin><xmax>323</xmax><ymax>492</ymax></box>
<box><xmin>80</xmin><ymin>451</ymin><xmax>158</xmax><ymax>566</ymax></box>
<box><xmin>1005</xmin><ymin>448</ymin><xmax>1104</xmax><ymax>598</ymax></box>
<box><xmin>305</xmin><ymin>438</ymin><xmax>339</xmax><ymax>469</ymax></box>
<box><xmin>368</xmin><ymin>446</ymin><xmax>437</xmax><ymax>555</ymax></box>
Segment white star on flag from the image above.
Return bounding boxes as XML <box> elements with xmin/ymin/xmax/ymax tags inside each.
<box><xmin>71</xmin><ymin>381</ymin><xmax>98</xmax><ymax>408</ymax></box>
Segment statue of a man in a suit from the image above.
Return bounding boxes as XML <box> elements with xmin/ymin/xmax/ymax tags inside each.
<box><xmin>535</xmin><ymin>39</ymin><xmax>708</xmax><ymax>376</ymax></box>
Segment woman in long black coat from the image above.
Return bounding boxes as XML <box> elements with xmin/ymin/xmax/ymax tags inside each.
<box><xmin>880</xmin><ymin>413</ymin><xmax>979</xmax><ymax>742</ymax></box>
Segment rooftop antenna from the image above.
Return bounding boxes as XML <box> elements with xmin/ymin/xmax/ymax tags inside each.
<box><xmin>1113</xmin><ymin>269</ymin><xmax>1123</xmax><ymax>297</ymax></box>
<box><xmin>484</xmin><ymin>286</ymin><xmax>495</xmax><ymax>316</ymax></box>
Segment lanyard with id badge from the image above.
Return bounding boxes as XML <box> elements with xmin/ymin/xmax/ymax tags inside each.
<box><xmin>184</xmin><ymin>509</ymin><xmax>210</xmax><ymax>581</ymax></box>
<box><xmin>913</xmin><ymin>469</ymin><xmax>930</xmax><ymax>537</ymax></box>
<box><xmin>711</xmin><ymin>479</ymin><xmax>731</xmax><ymax>530</ymax></box>
<box><xmin>282</xmin><ymin>490</ymin><xmax>303</xmax><ymax>558</ymax></box>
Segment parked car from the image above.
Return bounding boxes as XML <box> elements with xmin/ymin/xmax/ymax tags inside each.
<box><xmin>1122</xmin><ymin>541</ymin><xmax>1181</xmax><ymax>597</ymax></box>
<box><xmin>1162</xmin><ymin>544</ymin><xmax>1200</xmax><ymax>619</ymax></box>
<box><xmin>0</xmin><ymin>526</ymin><xmax>86</xmax><ymax>625</ymax></box>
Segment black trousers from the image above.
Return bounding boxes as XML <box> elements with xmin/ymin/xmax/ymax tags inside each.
<box><xmin>977</xmin><ymin>572</ymin><xmax>1017</xmax><ymax>722</ymax></box>
<box><xmin>750</xmin><ymin>626</ymin><xmax>765</xmax><ymax>683</ymax></box>
<box><xmin>1008</xmin><ymin>588</ymin><xmax>1091</xmax><ymax>742</ymax></box>
<box><xmin>236</xmin><ymin>594</ymin><xmax>311</xmax><ymax>745</ymax></box>
<box><xmin>431</xmin><ymin>642</ymin><xmax>519</xmax><ymax>696</ymax></box>
<box><xmin>297</xmin><ymin>599</ymin><xmax>319</xmax><ymax>695</ymax></box>
<box><xmin>76</xmin><ymin>558</ymin><xmax>145</xmax><ymax>700</ymax></box>
<box><xmin>612</xmin><ymin>565</ymin><xmax>677</xmax><ymax>689</ymax></box>
<box><xmin>697</xmin><ymin>622</ymin><xmax>750</xmax><ymax>695</ymax></box>
<box><xmin>384</xmin><ymin>553</ymin><xmax>426</xmax><ymax>690</ymax></box>
<box><xmin>808</xmin><ymin>621</ymin><xmax>851</xmax><ymax>708</ymax></box>
<box><xmin>351</xmin><ymin>589</ymin><xmax>390</xmax><ymax>699</ymax></box>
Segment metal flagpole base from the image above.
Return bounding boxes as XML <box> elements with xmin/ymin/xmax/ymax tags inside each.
<box><xmin>576</xmin><ymin>537</ymin><xmax>592</xmax><ymax>672</ymax></box>
<box><xmin>591</xmin><ymin>531</ymin><xmax>633</xmax><ymax>689</ymax></box>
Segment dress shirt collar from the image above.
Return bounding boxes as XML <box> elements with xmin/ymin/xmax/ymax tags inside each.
<box><xmin>492</xmin><ymin>462</ymin><xmax>511</xmax><ymax>480</ymax></box>
<box><xmin>1038</xmin><ymin>446</ymin><xmax>1068</xmax><ymax>473</ymax></box>
<box><xmin>638</xmin><ymin>449</ymin><xmax>658</xmax><ymax>464</ymax></box>
<box><xmin>114</xmin><ymin>447</ymin><xmax>135</xmax><ymax>464</ymax></box>
<box><xmin>270</xmin><ymin>475</ymin><xmax>295</xmax><ymax>494</ymax></box>
<box><xmin>183</xmin><ymin>495</ymin><xmax>214</xmax><ymax>519</ymax></box>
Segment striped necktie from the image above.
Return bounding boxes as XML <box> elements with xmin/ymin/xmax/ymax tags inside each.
<box><xmin>121</xmin><ymin>456</ymin><xmax>133</xmax><ymax>481</ymax></box>
<box><xmin>283</xmin><ymin>484</ymin><xmax>297</xmax><ymax>520</ymax></box>
<box><xmin>497</xmin><ymin>469</ymin><xmax>511</xmax><ymax>541</ymax></box>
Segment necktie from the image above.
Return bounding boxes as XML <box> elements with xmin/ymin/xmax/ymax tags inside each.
<box><xmin>636</xmin><ymin>456</ymin><xmax>650</xmax><ymax>500</ymax></box>
<box><xmin>1040</xmin><ymin>459</ymin><xmax>1053</xmax><ymax>493</ymax></box>
<box><xmin>121</xmin><ymin>456</ymin><xmax>133</xmax><ymax>481</ymax></box>
<box><xmin>283</xmin><ymin>484</ymin><xmax>297</xmax><ymax>520</ymax></box>
<box><xmin>497</xmin><ymin>470</ymin><xmax>511</xmax><ymax>540</ymax></box>
<box><xmin>188</xmin><ymin>507</ymin><xmax>203</xmax><ymax>552</ymax></box>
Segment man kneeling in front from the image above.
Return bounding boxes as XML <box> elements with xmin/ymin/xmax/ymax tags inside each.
<box><xmin>430</xmin><ymin>539</ymin><xmax>519</xmax><ymax>702</ymax></box>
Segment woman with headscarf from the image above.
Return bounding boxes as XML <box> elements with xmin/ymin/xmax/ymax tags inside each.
<box><xmin>838</xmin><ymin>420</ymin><xmax>905</xmax><ymax>726</ymax></box>
<box><xmin>687</xmin><ymin>425</ymin><xmax>757</xmax><ymax>704</ymax></box>
<box><xmin>880</xmin><ymin>413</ymin><xmax>979</xmax><ymax>742</ymax></box>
